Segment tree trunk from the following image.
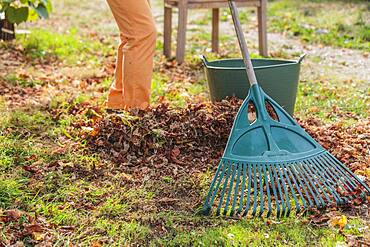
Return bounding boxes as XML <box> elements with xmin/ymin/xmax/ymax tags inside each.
<box><xmin>0</xmin><ymin>18</ymin><xmax>15</xmax><ymax>41</ymax></box>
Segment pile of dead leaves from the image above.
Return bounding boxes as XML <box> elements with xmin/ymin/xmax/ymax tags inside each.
<box><xmin>75</xmin><ymin>98</ymin><xmax>242</xmax><ymax>180</ymax></box>
<box><xmin>69</xmin><ymin>99</ymin><xmax>243</xmax><ymax>212</ymax></box>
<box><xmin>300</xmin><ymin>118</ymin><xmax>370</xmax><ymax>176</ymax></box>
<box><xmin>75</xmin><ymin>99</ymin><xmax>369</xmax><ymax>188</ymax></box>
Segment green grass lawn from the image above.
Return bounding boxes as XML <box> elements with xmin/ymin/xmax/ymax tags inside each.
<box><xmin>0</xmin><ymin>0</ymin><xmax>369</xmax><ymax>245</ymax></box>
<box><xmin>268</xmin><ymin>0</ymin><xmax>370</xmax><ymax>51</ymax></box>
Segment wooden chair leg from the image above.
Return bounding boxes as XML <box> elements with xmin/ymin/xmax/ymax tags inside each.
<box><xmin>212</xmin><ymin>8</ymin><xmax>219</xmax><ymax>53</ymax></box>
<box><xmin>164</xmin><ymin>6</ymin><xmax>172</xmax><ymax>59</ymax></box>
<box><xmin>257</xmin><ymin>0</ymin><xmax>268</xmax><ymax>56</ymax></box>
<box><xmin>176</xmin><ymin>0</ymin><xmax>188</xmax><ymax>64</ymax></box>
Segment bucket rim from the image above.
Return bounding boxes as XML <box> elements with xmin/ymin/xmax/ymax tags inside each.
<box><xmin>203</xmin><ymin>58</ymin><xmax>299</xmax><ymax>70</ymax></box>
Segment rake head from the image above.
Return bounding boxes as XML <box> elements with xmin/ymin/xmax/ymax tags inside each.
<box><xmin>203</xmin><ymin>86</ymin><xmax>370</xmax><ymax>218</ymax></box>
<box><xmin>204</xmin><ymin>152</ymin><xmax>369</xmax><ymax>218</ymax></box>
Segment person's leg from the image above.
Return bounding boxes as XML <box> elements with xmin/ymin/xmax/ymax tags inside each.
<box><xmin>106</xmin><ymin>0</ymin><xmax>157</xmax><ymax>110</ymax></box>
<box><xmin>106</xmin><ymin>34</ymin><xmax>126</xmax><ymax>109</ymax></box>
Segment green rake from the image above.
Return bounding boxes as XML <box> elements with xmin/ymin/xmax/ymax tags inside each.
<box><xmin>203</xmin><ymin>0</ymin><xmax>370</xmax><ymax>218</ymax></box>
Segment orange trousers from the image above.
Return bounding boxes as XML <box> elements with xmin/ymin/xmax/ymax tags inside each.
<box><xmin>106</xmin><ymin>0</ymin><xmax>157</xmax><ymax>110</ymax></box>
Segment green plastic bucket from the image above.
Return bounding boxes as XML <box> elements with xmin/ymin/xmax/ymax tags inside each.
<box><xmin>201</xmin><ymin>55</ymin><xmax>305</xmax><ymax>115</ymax></box>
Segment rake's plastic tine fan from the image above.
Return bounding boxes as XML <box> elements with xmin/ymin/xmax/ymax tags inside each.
<box><xmin>203</xmin><ymin>0</ymin><xmax>370</xmax><ymax>218</ymax></box>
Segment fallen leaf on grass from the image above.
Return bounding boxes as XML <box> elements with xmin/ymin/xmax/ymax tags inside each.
<box><xmin>59</xmin><ymin>225</ymin><xmax>75</xmax><ymax>233</ymax></box>
<box><xmin>25</xmin><ymin>154</ymin><xmax>38</xmax><ymax>161</ymax></box>
<box><xmin>32</xmin><ymin>232</ymin><xmax>45</xmax><ymax>241</ymax></box>
<box><xmin>0</xmin><ymin>210</ymin><xmax>24</xmax><ymax>223</ymax></box>
<box><xmin>311</xmin><ymin>214</ymin><xmax>331</xmax><ymax>225</ymax></box>
<box><xmin>329</xmin><ymin>215</ymin><xmax>348</xmax><ymax>229</ymax></box>
<box><xmin>352</xmin><ymin>198</ymin><xmax>363</xmax><ymax>206</ymax></box>
<box><xmin>91</xmin><ymin>241</ymin><xmax>102</xmax><ymax>247</ymax></box>
<box><xmin>24</xmin><ymin>224</ymin><xmax>44</xmax><ymax>235</ymax></box>
<box><xmin>23</xmin><ymin>165</ymin><xmax>41</xmax><ymax>173</ymax></box>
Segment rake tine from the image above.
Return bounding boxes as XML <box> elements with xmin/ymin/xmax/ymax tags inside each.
<box><xmin>309</xmin><ymin>158</ymin><xmax>344</xmax><ymax>205</ymax></box>
<box><xmin>324</xmin><ymin>153</ymin><xmax>368</xmax><ymax>192</ymax></box>
<box><xmin>295</xmin><ymin>162</ymin><xmax>325</xmax><ymax>208</ymax></box>
<box><xmin>323</xmin><ymin>153</ymin><xmax>368</xmax><ymax>201</ymax></box>
<box><xmin>301</xmin><ymin>161</ymin><xmax>331</xmax><ymax>205</ymax></box>
<box><xmin>230</xmin><ymin>163</ymin><xmax>242</xmax><ymax>216</ymax></box>
<box><xmin>204</xmin><ymin>160</ymin><xmax>227</xmax><ymax>214</ymax></box>
<box><xmin>318</xmin><ymin>155</ymin><xmax>356</xmax><ymax>198</ymax></box>
<box><xmin>325</xmin><ymin>153</ymin><xmax>370</xmax><ymax>193</ymax></box>
<box><xmin>263</xmin><ymin>164</ymin><xmax>272</xmax><ymax>217</ymax></box>
<box><xmin>313</xmin><ymin>156</ymin><xmax>352</xmax><ymax>200</ymax></box>
<box><xmin>322</xmin><ymin>153</ymin><xmax>369</xmax><ymax>200</ymax></box>
<box><xmin>268</xmin><ymin>164</ymin><xmax>280</xmax><ymax>218</ymax></box>
<box><xmin>237</xmin><ymin>163</ymin><xmax>247</xmax><ymax>214</ymax></box>
<box><xmin>282</xmin><ymin>163</ymin><xmax>302</xmax><ymax>214</ymax></box>
<box><xmin>320</xmin><ymin>154</ymin><xmax>356</xmax><ymax>191</ymax></box>
<box><xmin>290</xmin><ymin>163</ymin><xmax>315</xmax><ymax>208</ymax></box>
<box><xmin>252</xmin><ymin>164</ymin><xmax>259</xmax><ymax>217</ymax></box>
<box><xmin>224</xmin><ymin>162</ymin><xmax>238</xmax><ymax>215</ymax></box>
<box><xmin>258</xmin><ymin>164</ymin><xmax>265</xmax><ymax>217</ymax></box>
<box><xmin>217</xmin><ymin>161</ymin><xmax>232</xmax><ymax>215</ymax></box>
<box><xmin>242</xmin><ymin>164</ymin><xmax>252</xmax><ymax>217</ymax></box>
<box><xmin>272</xmin><ymin>165</ymin><xmax>286</xmax><ymax>217</ymax></box>
<box><xmin>287</xmin><ymin>162</ymin><xmax>308</xmax><ymax>211</ymax></box>
<box><xmin>326</xmin><ymin>154</ymin><xmax>359</xmax><ymax>189</ymax></box>
<box><xmin>312</xmin><ymin>156</ymin><xmax>343</xmax><ymax>188</ymax></box>
<box><xmin>277</xmin><ymin>164</ymin><xmax>291</xmax><ymax>217</ymax></box>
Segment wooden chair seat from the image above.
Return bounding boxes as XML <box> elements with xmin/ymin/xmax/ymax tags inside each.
<box><xmin>163</xmin><ymin>0</ymin><xmax>268</xmax><ymax>63</ymax></box>
<box><xmin>166</xmin><ymin>0</ymin><xmax>261</xmax><ymax>8</ymax></box>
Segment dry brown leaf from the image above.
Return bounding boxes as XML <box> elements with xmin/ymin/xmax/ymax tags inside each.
<box><xmin>24</xmin><ymin>224</ymin><xmax>44</xmax><ymax>234</ymax></box>
<box><xmin>91</xmin><ymin>241</ymin><xmax>102</xmax><ymax>247</ymax></box>
<box><xmin>329</xmin><ymin>215</ymin><xmax>348</xmax><ymax>229</ymax></box>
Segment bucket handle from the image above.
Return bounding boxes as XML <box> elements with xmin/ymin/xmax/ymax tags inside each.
<box><xmin>199</xmin><ymin>55</ymin><xmax>209</xmax><ymax>67</ymax></box>
<box><xmin>201</xmin><ymin>54</ymin><xmax>306</xmax><ymax>65</ymax></box>
<box><xmin>298</xmin><ymin>53</ymin><xmax>307</xmax><ymax>64</ymax></box>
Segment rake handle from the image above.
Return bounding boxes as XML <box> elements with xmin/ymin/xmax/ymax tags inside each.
<box><xmin>228</xmin><ymin>0</ymin><xmax>258</xmax><ymax>86</ymax></box>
